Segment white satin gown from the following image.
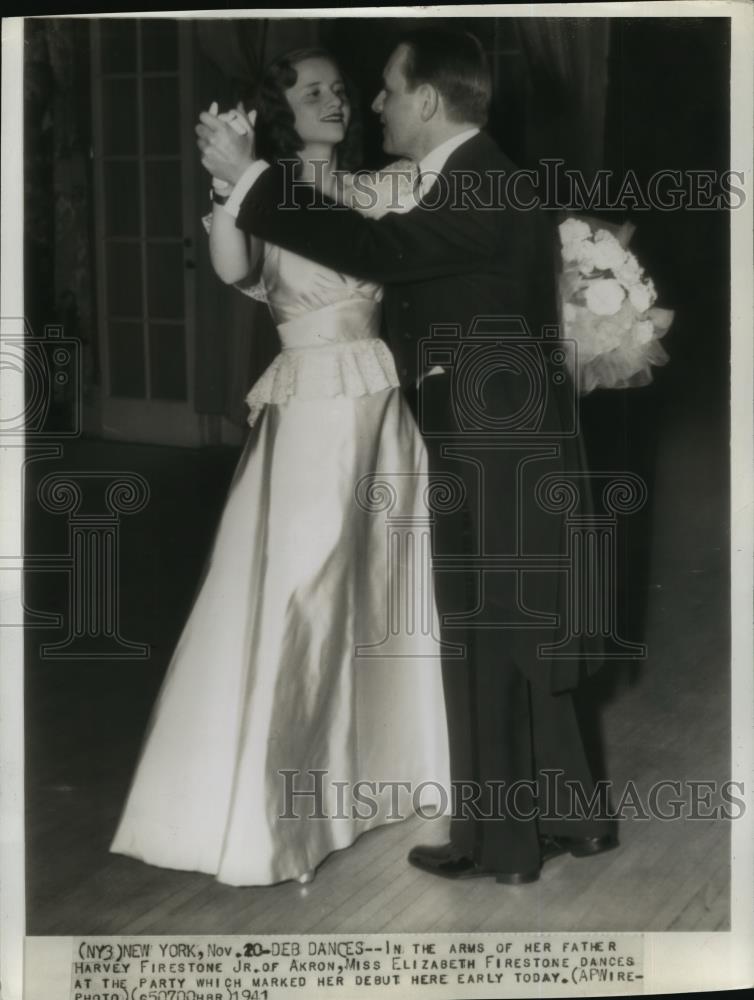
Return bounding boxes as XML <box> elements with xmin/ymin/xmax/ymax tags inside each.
<box><xmin>110</xmin><ymin>218</ymin><xmax>450</xmax><ymax>886</ymax></box>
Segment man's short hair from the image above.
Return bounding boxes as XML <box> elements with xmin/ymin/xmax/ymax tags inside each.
<box><xmin>398</xmin><ymin>28</ymin><xmax>492</xmax><ymax>126</ymax></box>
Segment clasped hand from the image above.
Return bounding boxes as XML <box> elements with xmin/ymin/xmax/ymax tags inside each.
<box><xmin>196</xmin><ymin>102</ymin><xmax>257</xmax><ymax>188</ymax></box>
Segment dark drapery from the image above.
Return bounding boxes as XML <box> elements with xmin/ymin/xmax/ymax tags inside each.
<box><xmin>512</xmin><ymin>17</ymin><xmax>611</xmax><ymax>178</ymax></box>
<box><xmin>25</xmin><ymin>19</ymin><xmax>98</xmax><ymax>406</ymax></box>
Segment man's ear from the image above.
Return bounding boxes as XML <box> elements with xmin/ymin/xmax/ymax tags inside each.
<box><xmin>418</xmin><ymin>83</ymin><xmax>440</xmax><ymax>123</ymax></box>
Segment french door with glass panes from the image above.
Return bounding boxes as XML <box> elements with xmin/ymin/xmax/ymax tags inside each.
<box><xmin>91</xmin><ymin>19</ymin><xmax>202</xmax><ymax>446</ymax></box>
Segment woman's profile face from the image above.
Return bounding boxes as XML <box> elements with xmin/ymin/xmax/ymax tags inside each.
<box><xmin>284</xmin><ymin>57</ymin><xmax>350</xmax><ymax>147</ymax></box>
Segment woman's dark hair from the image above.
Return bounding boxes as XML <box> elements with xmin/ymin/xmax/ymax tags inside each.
<box><xmin>398</xmin><ymin>28</ymin><xmax>491</xmax><ymax>127</ymax></box>
<box><xmin>243</xmin><ymin>47</ymin><xmax>362</xmax><ymax>171</ymax></box>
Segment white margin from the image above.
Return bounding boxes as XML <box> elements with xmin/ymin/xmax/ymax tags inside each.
<box><xmin>2</xmin><ymin>4</ymin><xmax>754</xmax><ymax>999</ymax></box>
<box><xmin>0</xmin><ymin>15</ymin><xmax>27</xmax><ymax>1000</ymax></box>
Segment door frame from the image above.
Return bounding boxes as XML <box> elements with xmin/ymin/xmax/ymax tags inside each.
<box><xmin>90</xmin><ymin>19</ymin><xmax>211</xmax><ymax>447</ymax></box>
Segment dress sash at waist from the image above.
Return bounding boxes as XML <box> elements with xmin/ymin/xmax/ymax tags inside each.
<box><xmin>244</xmin><ymin>297</ymin><xmax>400</xmax><ymax>427</ymax></box>
<box><xmin>276</xmin><ymin>296</ymin><xmax>381</xmax><ymax>350</ymax></box>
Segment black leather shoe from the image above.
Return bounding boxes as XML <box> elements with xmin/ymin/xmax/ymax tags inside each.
<box><xmin>493</xmin><ymin>866</ymin><xmax>541</xmax><ymax>886</ymax></box>
<box><xmin>540</xmin><ymin>833</ymin><xmax>618</xmax><ymax>862</ymax></box>
<box><xmin>408</xmin><ymin>843</ymin><xmax>482</xmax><ymax>879</ymax></box>
<box><xmin>408</xmin><ymin>843</ymin><xmax>541</xmax><ymax>885</ymax></box>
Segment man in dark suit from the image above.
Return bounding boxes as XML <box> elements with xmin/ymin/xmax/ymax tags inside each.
<box><xmin>198</xmin><ymin>28</ymin><xmax>616</xmax><ymax>883</ymax></box>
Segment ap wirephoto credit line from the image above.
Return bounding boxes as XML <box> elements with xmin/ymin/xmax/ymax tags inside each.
<box><xmin>1</xmin><ymin>4</ymin><xmax>753</xmax><ymax>1000</ymax></box>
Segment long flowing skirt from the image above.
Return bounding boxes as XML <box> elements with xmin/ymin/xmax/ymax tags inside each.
<box><xmin>110</xmin><ymin>387</ymin><xmax>450</xmax><ymax>886</ymax></box>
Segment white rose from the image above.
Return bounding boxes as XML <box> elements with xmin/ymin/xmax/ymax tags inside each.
<box><xmin>575</xmin><ymin>240</ymin><xmax>597</xmax><ymax>274</ymax></box>
<box><xmin>591</xmin><ymin>230</ymin><xmax>627</xmax><ymax>272</ymax></box>
<box><xmin>635</xmin><ymin>320</ymin><xmax>655</xmax><ymax>344</ymax></box>
<box><xmin>561</xmin><ymin>242</ymin><xmax>580</xmax><ymax>265</ymax></box>
<box><xmin>628</xmin><ymin>282</ymin><xmax>652</xmax><ymax>313</ymax></box>
<box><xmin>614</xmin><ymin>253</ymin><xmax>642</xmax><ymax>286</ymax></box>
<box><xmin>584</xmin><ymin>278</ymin><xmax>625</xmax><ymax>316</ymax></box>
<box><xmin>560</xmin><ymin>219</ymin><xmax>594</xmax><ymax>269</ymax></box>
<box><xmin>559</xmin><ymin>217</ymin><xmax>591</xmax><ymax>246</ymax></box>
<box><xmin>562</xmin><ymin>238</ymin><xmax>593</xmax><ymax>267</ymax></box>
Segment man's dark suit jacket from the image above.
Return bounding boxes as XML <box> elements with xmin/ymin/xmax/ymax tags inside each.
<box><xmin>235</xmin><ymin>130</ymin><xmax>601</xmax><ymax>692</ymax></box>
<box><xmin>238</xmin><ymin>132</ymin><xmax>556</xmax><ymax>385</ymax></box>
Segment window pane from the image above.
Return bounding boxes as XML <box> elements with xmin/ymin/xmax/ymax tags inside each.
<box><xmin>141</xmin><ymin>20</ymin><xmax>179</xmax><ymax>72</ymax></box>
<box><xmin>100</xmin><ymin>19</ymin><xmax>138</xmax><ymax>74</ymax></box>
<box><xmin>145</xmin><ymin>161</ymin><xmax>182</xmax><ymax>238</ymax></box>
<box><xmin>143</xmin><ymin>77</ymin><xmax>180</xmax><ymax>155</ymax></box>
<box><xmin>106</xmin><ymin>242</ymin><xmax>142</xmax><ymax>318</ymax></box>
<box><xmin>102</xmin><ymin>78</ymin><xmax>138</xmax><ymax>155</ymax></box>
<box><xmin>104</xmin><ymin>161</ymin><xmax>140</xmax><ymax>237</ymax></box>
<box><xmin>146</xmin><ymin>243</ymin><xmax>183</xmax><ymax>320</ymax></box>
<box><xmin>149</xmin><ymin>324</ymin><xmax>187</xmax><ymax>401</ymax></box>
<box><xmin>109</xmin><ymin>321</ymin><xmax>145</xmax><ymax>398</ymax></box>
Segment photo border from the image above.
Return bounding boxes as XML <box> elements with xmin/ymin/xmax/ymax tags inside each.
<box><xmin>2</xmin><ymin>3</ymin><xmax>752</xmax><ymax>997</ymax></box>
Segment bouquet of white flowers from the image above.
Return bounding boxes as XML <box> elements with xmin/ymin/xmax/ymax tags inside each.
<box><xmin>558</xmin><ymin>216</ymin><xmax>674</xmax><ymax>394</ymax></box>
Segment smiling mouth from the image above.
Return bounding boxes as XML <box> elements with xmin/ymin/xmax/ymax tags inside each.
<box><xmin>320</xmin><ymin>114</ymin><xmax>344</xmax><ymax>123</ymax></box>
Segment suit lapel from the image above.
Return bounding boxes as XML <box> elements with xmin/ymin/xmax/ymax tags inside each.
<box><xmin>413</xmin><ymin>130</ymin><xmax>504</xmax><ymax>209</ymax></box>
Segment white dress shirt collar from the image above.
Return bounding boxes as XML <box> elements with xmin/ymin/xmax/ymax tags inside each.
<box><xmin>416</xmin><ymin>127</ymin><xmax>480</xmax><ymax>190</ymax></box>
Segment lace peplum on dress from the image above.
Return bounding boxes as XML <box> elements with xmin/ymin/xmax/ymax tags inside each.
<box><xmin>110</xmin><ymin>195</ymin><xmax>450</xmax><ymax>887</ymax></box>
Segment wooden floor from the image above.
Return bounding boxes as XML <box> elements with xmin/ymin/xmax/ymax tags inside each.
<box><xmin>24</xmin><ymin>371</ymin><xmax>730</xmax><ymax>934</ymax></box>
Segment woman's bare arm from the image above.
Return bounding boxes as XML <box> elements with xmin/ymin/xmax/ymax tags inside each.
<box><xmin>208</xmin><ymin>201</ymin><xmax>263</xmax><ymax>285</ymax></box>
<box><xmin>204</xmin><ymin>104</ymin><xmax>262</xmax><ymax>284</ymax></box>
